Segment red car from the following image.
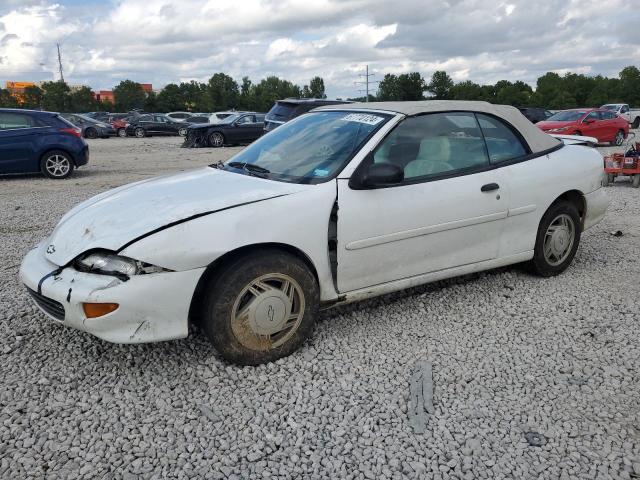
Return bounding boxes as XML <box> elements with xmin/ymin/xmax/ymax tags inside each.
<box><xmin>537</xmin><ymin>108</ymin><xmax>629</xmax><ymax>145</ymax></box>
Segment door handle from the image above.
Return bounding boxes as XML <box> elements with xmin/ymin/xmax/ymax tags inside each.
<box><xmin>481</xmin><ymin>183</ymin><xmax>500</xmax><ymax>192</ymax></box>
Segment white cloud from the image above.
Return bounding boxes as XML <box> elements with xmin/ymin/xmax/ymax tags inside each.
<box><xmin>0</xmin><ymin>0</ymin><xmax>638</xmax><ymax>99</ymax></box>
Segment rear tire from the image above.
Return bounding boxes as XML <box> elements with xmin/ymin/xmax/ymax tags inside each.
<box><xmin>40</xmin><ymin>150</ymin><xmax>74</xmax><ymax>179</ymax></box>
<box><xmin>84</xmin><ymin>128</ymin><xmax>98</xmax><ymax>139</ymax></box>
<box><xmin>134</xmin><ymin>127</ymin><xmax>146</xmax><ymax>138</ymax></box>
<box><xmin>178</xmin><ymin>127</ymin><xmax>188</xmax><ymax>137</ymax></box>
<box><xmin>632</xmin><ymin>175</ymin><xmax>640</xmax><ymax>188</ymax></box>
<box><xmin>197</xmin><ymin>249</ymin><xmax>319</xmax><ymax>365</ymax></box>
<box><xmin>528</xmin><ymin>201</ymin><xmax>581</xmax><ymax>277</ymax></box>
<box><xmin>613</xmin><ymin>130</ymin><xmax>625</xmax><ymax>146</ymax></box>
<box><xmin>117</xmin><ymin>128</ymin><xmax>127</xmax><ymax>137</ymax></box>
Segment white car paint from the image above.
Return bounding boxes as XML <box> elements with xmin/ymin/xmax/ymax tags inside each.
<box><xmin>601</xmin><ymin>103</ymin><xmax>640</xmax><ymax>127</ymax></box>
<box><xmin>20</xmin><ymin>104</ymin><xmax>609</xmax><ymax>345</ymax></box>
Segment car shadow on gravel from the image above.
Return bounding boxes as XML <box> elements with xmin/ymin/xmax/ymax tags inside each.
<box><xmin>319</xmin><ymin>264</ymin><xmax>524</xmax><ymax>323</ymax></box>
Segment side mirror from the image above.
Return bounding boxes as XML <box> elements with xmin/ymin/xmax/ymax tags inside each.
<box><xmin>583</xmin><ymin>119</ymin><xmax>594</xmax><ymax>124</ymax></box>
<box><xmin>349</xmin><ymin>162</ymin><xmax>404</xmax><ymax>189</ymax></box>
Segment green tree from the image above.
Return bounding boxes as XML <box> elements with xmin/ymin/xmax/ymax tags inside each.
<box><xmin>238</xmin><ymin>76</ymin><xmax>254</xmax><ymax>110</ymax></box>
<box><xmin>249</xmin><ymin>76</ymin><xmax>301</xmax><ymax>111</ymax></box>
<box><xmin>113</xmin><ymin>80</ymin><xmax>146</xmax><ymax>111</ymax></box>
<box><xmin>144</xmin><ymin>90</ymin><xmax>158</xmax><ymax>112</ymax></box>
<box><xmin>0</xmin><ymin>88</ymin><xmax>19</xmax><ymax>108</ymax></box>
<box><xmin>180</xmin><ymin>81</ymin><xmax>209</xmax><ymax>111</ymax></box>
<box><xmin>156</xmin><ymin>83</ymin><xmax>184</xmax><ymax>112</ymax></box>
<box><xmin>207</xmin><ymin>73</ymin><xmax>239</xmax><ymax>111</ymax></box>
<box><xmin>69</xmin><ymin>86</ymin><xmax>97</xmax><ymax>112</ymax></box>
<box><xmin>377</xmin><ymin>72</ymin><xmax>424</xmax><ymax>101</ymax></box>
<box><xmin>22</xmin><ymin>85</ymin><xmax>43</xmax><ymax>109</ymax></box>
<box><xmin>618</xmin><ymin>66</ymin><xmax>640</xmax><ymax>106</ymax></box>
<box><xmin>41</xmin><ymin>81</ymin><xmax>71</xmax><ymax>112</ymax></box>
<box><xmin>450</xmin><ymin>80</ymin><xmax>483</xmax><ymax>101</ymax></box>
<box><xmin>308</xmin><ymin>76</ymin><xmax>326</xmax><ymax>98</ymax></box>
<box><xmin>427</xmin><ymin>71</ymin><xmax>454</xmax><ymax>99</ymax></box>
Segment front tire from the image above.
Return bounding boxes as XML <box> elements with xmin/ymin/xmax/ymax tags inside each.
<box><xmin>198</xmin><ymin>249</ymin><xmax>319</xmax><ymax>365</ymax></box>
<box><xmin>529</xmin><ymin>201</ymin><xmax>581</xmax><ymax>277</ymax></box>
<box><xmin>117</xmin><ymin>128</ymin><xmax>127</xmax><ymax>137</ymax></box>
<box><xmin>208</xmin><ymin>132</ymin><xmax>224</xmax><ymax>148</ymax></box>
<box><xmin>178</xmin><ymin>127</ymin><xmax>188</xmax><ymax>137</ymax></box>
<box><xmin>40</xmin><ymin>150</ymin><xmax>74</xmax><ymax>179</ymax></box>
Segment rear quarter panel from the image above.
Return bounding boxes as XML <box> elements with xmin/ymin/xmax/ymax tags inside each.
<box><xmin>498</xmin><ymin>145</ymin><xmax>603</xmax><ymax>258</ymax></box>
<box><xmin>35</xmin><ymin>131</ymin><xmax>88</xmax><ymax>166</ymax></box>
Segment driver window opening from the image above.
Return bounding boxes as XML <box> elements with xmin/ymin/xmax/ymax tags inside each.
<box><xmin>372</xmin><ymin>112</ymin><xmax>489</xmax><ymax>180</ymax></box>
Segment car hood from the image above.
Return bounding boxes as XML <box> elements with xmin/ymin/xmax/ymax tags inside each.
<box><xmin>44</xmin><ymin>167</ymin><xmax>307</xmax><ymax>266</ymax></box>
<box><xmin>536</xmin><ymin>120</ymin><xmax>577</xmax><ymax>130</ymax></box>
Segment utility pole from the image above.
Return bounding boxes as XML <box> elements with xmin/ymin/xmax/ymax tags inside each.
<box><xmin>355</xmin><ymin>65</ymin><xmax>379</xmax><ymax>102</ymax></box>
<box><xmin>56</xmin><ymin>43</ymin><xmax>65</xmax><ymax>83</ymax></box>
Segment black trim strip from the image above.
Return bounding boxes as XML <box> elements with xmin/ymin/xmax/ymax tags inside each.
<box><xmin>37</xmin><ymin>267</ymin><xmax>63</xmax><ymax>295</ymax></box>
<box><xmin>116</xmin><ymin>194</ymin><xmax>290</xmax><ymax>253</ymax></box>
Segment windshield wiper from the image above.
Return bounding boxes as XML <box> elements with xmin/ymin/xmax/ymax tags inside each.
<box><xmin>227</xmin><ymin>161</ymin><xmax>271</xmax><ymax>178</ymax></box>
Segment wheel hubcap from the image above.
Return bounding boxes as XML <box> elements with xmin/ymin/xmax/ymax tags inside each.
<box><xmin>543</xmin><ymin>214</ymin><xmax>575</xmax><ymax>266</ymax></box>
<box><xmin>136</xmin><ymin>129</ymin><xmax>144</xmax><ymax>137</ymax></box>
<box><xmin>45</xmin><ymin>155</ymin><xmax>70</xmax><ymax>177</ymax></box>
<box><xmin>616</xmin><ymin>132</ymin><xmax>623</xmax><ymax>145</ymax></box>
<box><xmin>231</xmin><ymin>274</ymin><xmax>305</xmax><ymax>351</ymax></box>
<box><xmin>212</xmin><ymin>134</ymin><xmax>223</xmax><ymax>147</ymax></box>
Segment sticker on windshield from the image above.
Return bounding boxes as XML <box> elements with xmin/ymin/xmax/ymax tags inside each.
<box><xmin>341</xmin><ymin>113</ymin><xmax>384</xmax><ymax>125</ymax></box>
<box><xmin>313</xmin><ymin>168</ymin><xmax>330</xmax><ymax>177</ymax></box>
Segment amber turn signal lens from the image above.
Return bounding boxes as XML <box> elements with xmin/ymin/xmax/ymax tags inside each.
<box><xmin>83</xmin><ymin>303</ymin><xmax>119</xmax><ymax>318</ymax></box>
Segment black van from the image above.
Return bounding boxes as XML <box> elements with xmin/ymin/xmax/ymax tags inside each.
<box><xmin>264</xmin><ymin>99</ymin><xmax>351</xmax><ymax>132</ymax></box>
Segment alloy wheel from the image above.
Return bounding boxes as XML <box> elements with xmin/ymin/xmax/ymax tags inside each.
<box><xmin>230</xmin><ymin>273</ymin><xmax>305</xmax><ymax>351</ymax></box>
<box><xmin>210</xmin><ymin>133</ymin><xmax>224</xmax><ymax>147</ymax></box>
<box><xmin>615</xmin><ymin>131</ymin><xmax>624</xmax><ymax>146</ymax></box>
<box><xmin>135</xmin><ymin>128</ymin><xmax>145</xmax><ymax>138</ymax></box>
<box><xmin>45</xmin><ymin>154</ymin><xmax>71</xmax><ymax>178</ymax></box>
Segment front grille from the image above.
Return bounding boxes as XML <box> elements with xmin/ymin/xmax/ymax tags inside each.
<box><xmin>26</xmin><ymin>287</ymin><xmax>65</xmax><ymax>321</ymax></box>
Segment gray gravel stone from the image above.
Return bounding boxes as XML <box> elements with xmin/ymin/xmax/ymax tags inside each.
<box><xmin>0</xmin><ymin>136</ymin><xmax>639</xmax><ymax>479</ymax></box>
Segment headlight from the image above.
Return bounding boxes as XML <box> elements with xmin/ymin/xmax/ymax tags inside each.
<box><xmin>75</xmin><ymin>251</ymin><xmax>168</xmax><ymax>278</ymax></box>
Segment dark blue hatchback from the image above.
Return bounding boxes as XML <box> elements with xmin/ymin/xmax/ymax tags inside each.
<box><xmin>0</xmin><ymin>109</ymin><xmax>89</xmax><ymax>179</ymax></box>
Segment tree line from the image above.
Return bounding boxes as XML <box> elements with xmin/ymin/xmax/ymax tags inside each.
<box><xmin>369</xmin><ymin>66</ymin><xmax>640</xmax><ymax>108</ymax></box>
<box><xmin>0</xmin><ymin>66</ymin><xmax>638</xmax><ymax>113</ymax></box>
<box><xmin>0</xmin><ymin>74</ymin><xmax>326</xmax><ymax>113</ymax></box>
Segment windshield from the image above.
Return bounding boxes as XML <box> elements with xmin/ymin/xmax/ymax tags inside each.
<box><xmin>217</xmin><ymin>111</ymin><xmax>391</xmax><ymax>184</ymax></box>
<box><xmin>601</xmin><ymin>105</ymin><xmax>619</xmax><ymax>111</ymax></box>
<box><xmin>547</xmin><ymin>110</ymin><xmax>587</xmax><ymax>121</ymax></box>
<box><xmin>217</xmin><ymin>113</ymin><xmax>241</xmax><ymax>124</ymax></box>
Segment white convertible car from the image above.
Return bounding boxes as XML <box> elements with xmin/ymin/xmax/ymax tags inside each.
<box><xmin>20</xmin><ymin>101</ymin><xmax>609</xmax><ymax>365</ymax></box>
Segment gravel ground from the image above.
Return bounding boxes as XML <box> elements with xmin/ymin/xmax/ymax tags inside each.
<box><xmin>1</xmin><ymin>135</ymin><xmax>639</xmax><ymax>479</ymax></box>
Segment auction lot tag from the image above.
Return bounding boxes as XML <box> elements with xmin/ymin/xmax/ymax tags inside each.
<box><xmin>341</xmin><ymin>113</ymin><xmax>384</xmax><ymax>125</ymax></box>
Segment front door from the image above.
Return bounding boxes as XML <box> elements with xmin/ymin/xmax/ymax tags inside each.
<box><xmin>233</xmin><ymin>115</ymin><xmax>260</xmax><ymax>142</ymax></box>
<box><xmin>336</xmin><ymin>111</ymin><xmax>512</xmax><ymax>293</ymax></box>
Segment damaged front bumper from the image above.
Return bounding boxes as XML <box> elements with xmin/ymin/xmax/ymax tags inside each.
<box><xmin>181</xmin><ymin>128</ymin><xmax>209</xmax><ymax>148</ymax></box>
<box><xmin>19</xmin><ymin>242</ymin><xmax>205</xmax><ymax>343</ymax></box>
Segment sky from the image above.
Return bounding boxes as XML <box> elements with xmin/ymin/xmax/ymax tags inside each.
<box><xmin>0</xmin><ymin>0</ymin><xmax>638</xmax><ymax>98</ymax></box>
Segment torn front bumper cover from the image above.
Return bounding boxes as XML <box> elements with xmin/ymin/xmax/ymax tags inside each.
<box><xmin>19</xmin><ymin>242</ymin><xmax>205</xmax><ymax>343</ymax></box>
<box><xmin>181</xmin><ymin>129</ymin><xmax>209</xmax><ymax>148</ymax></box>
